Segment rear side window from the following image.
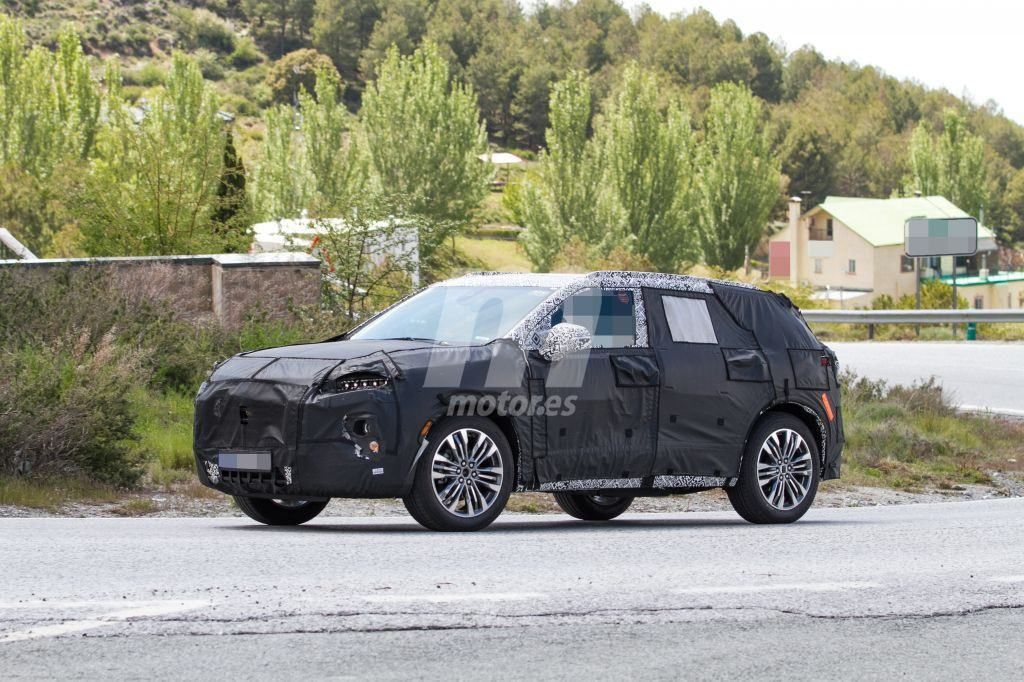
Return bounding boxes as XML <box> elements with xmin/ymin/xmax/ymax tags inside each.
<box><xmin>662</xmin><ymin>296</ymin><xmax>718</xmax><ymax>344</ymax></box>
<box><xmin>552</xmin><ymin>287</ymin><xmax>636</xmax><ymax>348</ymax></box>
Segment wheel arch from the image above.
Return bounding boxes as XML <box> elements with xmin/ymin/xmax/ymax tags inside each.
<box><xmin>400</xmin><ymin>412</ymin><xmax>524</xmax><ymax>495</ymax></box>
<box><xmin>743</xmin><ymin>402</ymin><xmax>828</xmax><ymax>472</ymax></box>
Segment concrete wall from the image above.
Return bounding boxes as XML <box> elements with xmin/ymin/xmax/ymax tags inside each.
<box><xmin>0</xmin><ymin>253</ymin><xmax>321</xmax><ymax>329</ymax></box>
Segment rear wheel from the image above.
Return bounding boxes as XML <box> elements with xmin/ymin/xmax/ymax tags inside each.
<box><xmin>727</xmin><ymin>413</ymin><xmax>819</xmax><ymax>524</ymax></box>
<box><xmin>553</xmin><ymin>493</ymin><xmax>634</xmax><ymax>521</ymax></box>
<box><xmin>403</xmin><ymin>417</ymin><xmax>514</xmax><ymax>531</ymax></box>
<box><xmin>234</xmin><ymin>496</ymin><xmax>329</xmax><ymax>526</ymax></box>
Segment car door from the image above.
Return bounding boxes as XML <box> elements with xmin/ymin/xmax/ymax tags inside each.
<box><xmin>643</xmin><ymin>288</ymin><xmax>775</xmax><ymax>480</ymax></box>
<box><xmin>528</xmin><ymin>286</ymin><xmax>660</xmax><ymax>486</ymax></box>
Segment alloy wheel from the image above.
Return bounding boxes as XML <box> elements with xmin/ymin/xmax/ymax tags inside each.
<box><xmin>756</xmin><ymin>428</ymin><xmax>814</xmax><ymax>511</ymax></box>
<box><xmin>430</xmin><ymin>428</ymin><xmax>504</xmax><ymax>518</ymax></box>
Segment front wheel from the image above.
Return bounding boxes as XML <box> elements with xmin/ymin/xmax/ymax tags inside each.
<box><xmin>403</xmin><ymin>418</ymin><xmax>514</xmax><ymax>531</ymax></box>
<box><xmin>234</xmin><ymin>496</ymin><xmax>329</xmax><ymax>526</ymax></box>
<box><xmin>727</xmin><ymin>413</ymin><xmax>820</xmax><ymax>524</ymax></box>
<box><xmin>553</xmin><ymin>493</ymin><xmax>634</xmax><ymax>521</ymax></box>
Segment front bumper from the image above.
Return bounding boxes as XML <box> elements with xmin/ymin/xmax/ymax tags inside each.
<box><xmin>195</xmin><ymin>440</ymin><xmax>407</xmax><ymax>499</ymax></box>
<box><xmin>193</xmin><ymin>359</ymin><xmax>408</xmax><ymax>499</ymax></box>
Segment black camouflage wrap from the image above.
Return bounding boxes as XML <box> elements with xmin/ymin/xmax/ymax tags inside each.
<box><xmin>194</xmin><ymin>272</ymin><xmax>843</xmax><ymax>501</ymax></box>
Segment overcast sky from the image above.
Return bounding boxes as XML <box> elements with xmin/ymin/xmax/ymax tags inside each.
<box><xmin>631</xmin><ymin>1</ymin><xmax>1023</xmax><ymax>124</ymax></box>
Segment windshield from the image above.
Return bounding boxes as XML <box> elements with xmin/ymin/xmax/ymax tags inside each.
<box><xmin>350</xmin><ymin>285</ymin><xmax>556</xmax><ymax>345</ymax></box>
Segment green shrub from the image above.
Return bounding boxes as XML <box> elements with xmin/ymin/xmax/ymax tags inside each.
<box><xmin>132</xmin><ymin>388</ymin><xmax>194</xmax><ymax>472</ymax></box>
<box><xmin>838</xmin><ymin>369</ymin><xmax>1024</xmax><ymax>489</ymax></box>
<box><xmin>229</xmin><ymin>36</ymin><xmax>263</xmax><ymax>69</ymax></box>
<box><xmin>173</xmin><ymin>7</ymin><xmax>236</xmax><ymax>54</ymax></box>
<box><xmin>0</xmin><ymin>336</ymin><xmax>145</xmax><ymax>486</ymax></box>
<box><xmin>125</xmin><ymin>61</ymin><xmax>166</xmax><ymax>87</ymax></box>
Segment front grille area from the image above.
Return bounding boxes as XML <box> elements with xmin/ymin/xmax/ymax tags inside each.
<box><xmin>221</xmin><ymin>468</ymin><xmax>288</xmax><ymax>488</ymax></box>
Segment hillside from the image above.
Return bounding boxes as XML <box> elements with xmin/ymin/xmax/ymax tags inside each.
<box><xmin>5</xmin><ymin>0</ymin><xmax>1024</xmax><ymax>243</ymax></box>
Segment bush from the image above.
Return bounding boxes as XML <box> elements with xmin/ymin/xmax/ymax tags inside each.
<box><xmin>837</xmin><ymin>369</ymin><xmax>1024</xmax><ymax>489</ymax></box>
<box><xmin>264</xmin><ymin>49</ymin><xmax>339</xmax><ymax>104</ymax></box>
<box><xmin>0</xmin><ymin>335</ymin><xmax>146</xmax><ymax>486</ymax></box>
<box><xmin>125</xmin><ymin>61</ymin><xmax>166</xmax><ymax>87</ymax></box>
<box><xmin>173</xmin><ymin>8</ymin><xmax>236</xmax><ymax>54</ymax></box>
<box><xmin>229</xmin><ymin>36</ymin><xmax>263</xmax><ymax>69</ymax></box>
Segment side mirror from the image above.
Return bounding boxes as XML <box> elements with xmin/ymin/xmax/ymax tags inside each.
<box><xmin>540</xmin><ymin>323</ymin><xmax>592</xmax><ymax>362</ymax></box>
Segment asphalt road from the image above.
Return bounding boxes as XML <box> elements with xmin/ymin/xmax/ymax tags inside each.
<box><xmin>2</xmin><ymin>499</ymin><xmax>1023</xmax><ymax>679</ymax></box>
<box><xmin>829</xmin><ymin>341</ymin><xmax>1024</xmax><ymax>414</ymax></box>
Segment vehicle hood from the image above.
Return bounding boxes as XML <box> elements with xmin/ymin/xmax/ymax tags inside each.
<box><xmin>243</xmin><ymin>338</ymin><xmax>437</xmax><ymax>361</ymax></box>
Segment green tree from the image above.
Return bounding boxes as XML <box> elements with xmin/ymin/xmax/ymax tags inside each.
<box><xmin>696</xmin><ymin>82</ymin><xmax>781</xmax><ymax>269</ymax></box>
<box><xmin>599</xmin><ymin>63</ymin><xmax>697</xmax><ymax>271</ymax></box>
<box><xmin>264</xmin><ymin>48</ymin><xmax>339</xmax><ymax>104</ymax></box>
<box><xmin>78</xmin><ymin>54</ymin><xmax>244</xmax><ymax>255</ymax></box>
<box><xmin>1001</xmin><ymin>167</ymin><xmax>1024</xmax><ymax>245</ymax></box>
<box><xmin>518</xmin><ymin>70</ymin><xmax>611</xmax><ymax>271</ymax></box>
<box><xmin>779</xmin><ymin>124</ymin><xmax>836</xmax><ymax>208</ymax></box>
<box><xmin>0</xmin><ymin>20</ymin><xmax>102</xmax><ymax>178</ymax></box>
<box><xmin>311</xmin><ymin>0</ymin><xmax>380</xmax><ymax>85</ymax></box>
<box><xmin>252</xmin><ymin>103</ymin><xmax>313</xmax><ymax>219</ymax></box>
<box><xmin>243</xmin><ymin>0</ymin><xmax>316</xmax><ymax>59</ymax></box>
<box><xmin>253</xmin><ymin>66</ymin><xmax>366</xmax><ymax>219</ymax></box>
<box><xmin>359</xmin><ymin>41</ymin><xmax>489</xmax><ymax>261</ymax></box>
<box><xmin>0</xmin><ymin>19</ymin><xmax>104</xmax><ymax>252</ymax></box>
<box><xmin>300</xmin><ymin>65</ymin><xmax>367</xmax><ymax>212</ymax></box>
<box><xmin>315</xmin><ymin>192</ymin><xmax>422</xmax><ymax>321</ymax></box>
<box><xmin>358</xmin><ymin>0</ymin><xmax>431</xmax><ymax>80</ymax></box>
<box><xmin>211</xmin><ymin>129</ymin><xmax>250</xmax><ymax>247</ymax></box>
<box><xmin>909</xmin><ymin>109</ymin><xmax>988</xmax><ymax>218</ymax></box>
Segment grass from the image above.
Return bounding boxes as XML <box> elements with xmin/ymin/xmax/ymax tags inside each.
<box><xmin>455</xmin><ymin>235</ymin><xmax>532</xmax><ymax>272</ymax></box>
<box><xmin>0</xmin><ymin>476</ymin><xmax>121</xmax><ymax>510</ymax></box>
<box><xmin>839</xmin><ymin>371</ymin><xmax>1024</xmax><ymax>490</ymax></box>
<box><xmin>110</xmin><ymin>498</ymin><xmax>160</xmax><ymax>516</ymax></box>
<box><xmin>811</xmin><ymin>322</ymin><xmax>1024</xmax><ymax>343</ymax></box>
<box><xmin>132</xmin><ymin>387</ymin><xmax>195</xmax><ymax>474</ymax></box>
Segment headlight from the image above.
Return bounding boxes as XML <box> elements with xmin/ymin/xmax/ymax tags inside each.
<box><xmin>325</xmin><ymin>371</ymin><xmax>390</xmax><ymax>394</ymax></box>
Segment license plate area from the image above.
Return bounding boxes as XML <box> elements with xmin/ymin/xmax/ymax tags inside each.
<box><xmin>218</xmin><ymin>451</ymin><xmax>272</xmax><ymax>472</ymax></box>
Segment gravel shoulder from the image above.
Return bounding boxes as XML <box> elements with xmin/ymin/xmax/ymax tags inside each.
<box><xmin>2</xmin><ymin>473</ymin><xmax>1021</xmax><ymax>518</ymax></box>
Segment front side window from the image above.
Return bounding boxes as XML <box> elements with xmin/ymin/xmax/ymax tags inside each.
<box><xmin>351</xmin><ymin>285</ymin><xmax>556</xmax><ymax>345</ymax></box>
<box><xmin>661</xmin><ymin>296</ymin><xmax>718</xmax><ymax>344</ymax></box>
<box><xmin>551</xmin><ymin>287</ymin><xmax>636</xmax><ymax>348</ymax></box>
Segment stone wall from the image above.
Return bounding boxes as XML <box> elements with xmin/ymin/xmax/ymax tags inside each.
<box><xmin>0</xmin><ymin>253</ymin><xmax>321</xmax><ymax>329</ymax></box>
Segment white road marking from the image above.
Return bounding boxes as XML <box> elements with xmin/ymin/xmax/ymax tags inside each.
<box><xmin>0</xmin><ymin>600</ymin><xmax>207</xmax><ymax>644</ymax></box>
<box><xmin>673</xmin><ymin>581</ymin><xmax>879</xmax><ymax>595</ymax></box>
<box><xmin>957</xmin><ymin>404</ymin><xmax>1024</xmax><ymax>418</ymax></box>
<box><xmin>363</xmin><ymin>592</ymin><xmax>545</xmax><ymax>604</ymax></box>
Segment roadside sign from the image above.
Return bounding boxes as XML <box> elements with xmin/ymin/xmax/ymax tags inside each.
<box><xmin>904</xmin><ymin>216</ymin><xmax>978</xmax><ymax>257</ymax></box>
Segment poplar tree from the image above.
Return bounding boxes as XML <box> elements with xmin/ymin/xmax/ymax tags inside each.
<box><xmin>695</xmin><ymin>82</ymin><xmax>781</xmax><ymax>270</ymax></box>
<box><xmin>359</xmin><ymin>41</ymin><xmax>490</xmax><ymax>260</ymax></box>
<box><xmin>600</xmin><ymin>63</ymin><xmax>697</xmax><ymax>271</ymax></box>
<box><xmin>909</xmin><ymin>109</ymin><xmax>988</xmax><ymax>218</ymax></box>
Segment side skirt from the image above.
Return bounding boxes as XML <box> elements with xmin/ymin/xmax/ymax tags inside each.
<box><xmin>533</xmin><ymin>474</ymin><xmax>736</xmax><ymax>493</ymax></box>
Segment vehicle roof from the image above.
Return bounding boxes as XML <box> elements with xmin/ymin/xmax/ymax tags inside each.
<box><xmin>437</xmin><ymin>270</ymin><xmax>762</xmax><ymax>294</ymax></box>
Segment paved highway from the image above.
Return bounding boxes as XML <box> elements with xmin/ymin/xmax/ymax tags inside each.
<box><xmin>830</xmin><ymin>341</ymin><xmax>1024</xmax><ymax>414</ymax></box>
<box><xmin>2</xmin><ymin>499</ymin><xmax>1023</xmax><ymax>679</ymax></box>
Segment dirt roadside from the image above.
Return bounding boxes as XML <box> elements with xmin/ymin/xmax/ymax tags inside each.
<box><xmin>2</xmin><ymin>472</ymin><xmax>1021</xmax><ymax>518</ymax></box>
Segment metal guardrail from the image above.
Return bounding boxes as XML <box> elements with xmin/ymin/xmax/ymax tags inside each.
<box><xmin>802</xmin><ymin>309</ymin><xmax>1024</xmax><ymax>324</ymax></box>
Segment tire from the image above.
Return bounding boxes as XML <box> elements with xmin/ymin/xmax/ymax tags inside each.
<box><xmin>553</xmin><ymin>493</ymin><xmax>634</xmax><ymax>521</ymax></box>
<box><xmin>234</xmin><ymin>496</ymin><xmax>329</xmax><ymax>526</ymax></box>
<box><xmin>403</xmin><ymin>417</ymin><xmax>514</xmax><ymax>531</ymax></box>
<box><xmin>727</xmin><ymin>413</ymin><xmax>820</xmax><ymax>524</ymax></box>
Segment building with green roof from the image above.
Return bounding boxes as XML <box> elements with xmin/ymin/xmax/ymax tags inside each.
<box><xmin>769</xmin><ymin>195</ymin><xmax>1022</xmax><ymax>308</ymax></box>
